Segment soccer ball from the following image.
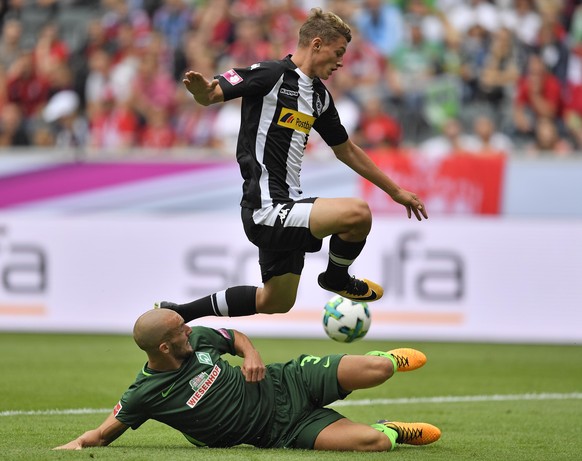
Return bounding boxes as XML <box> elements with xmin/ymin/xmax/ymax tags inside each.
<box><xmin>322</xmin><ymin>295</ymin><xmax>371</xmax><ymax>342</ymax></box>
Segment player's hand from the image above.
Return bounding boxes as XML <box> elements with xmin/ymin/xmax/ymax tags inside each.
<box><xmin>391</xmin><ymin>189</ymin><xmax>428</xmax><ymax>221</ymax></box>
<box><xmin>182</xmin><ymin>71</ymin><xmax>219</xmax><ymax>105</ymax></box>
<box><xmin>53</xmin><ymin>439</ymin><xmax>83</xmax><ymax>450</ymax></box>
<box><xmin>241</xmin><ymin>350</ymin><xmax>266</xmax><ymax>383</ymax></box>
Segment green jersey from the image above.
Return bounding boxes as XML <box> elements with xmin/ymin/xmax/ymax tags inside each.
<box><xmin>113</xmin><ymin>326</ymin><xmax>348</xmax><ymax>449</ymax></box>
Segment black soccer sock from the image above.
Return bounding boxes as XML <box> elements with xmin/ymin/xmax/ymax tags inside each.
<box><xmin>224</xmin><ymin>286</ymin><xmax>258</xmax><ymax>317</ymax></box>
<box><xmin>324</xmin><ymin>234</ymin><xmax>366</xmax><ymax>289</ymax></box>
<box><xmin>171</xmin><ymin>286</ymin><xmax>257</xmax><ymax>322</ymax></box>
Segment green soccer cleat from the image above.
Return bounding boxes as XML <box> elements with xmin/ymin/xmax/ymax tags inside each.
<box><xmin>317</xmin><ymin>273</ymin><xmax>384</xmax><ymax>302</ymax></box>
<box><xmin>377</xmin><ymin>421</ymin><xmax>441</xmax><ymax>446</ymax></box>
<box><xmin>387</xmin><ymin>348</ymin><xmax>427</xmax><ymax>371</ymax></box>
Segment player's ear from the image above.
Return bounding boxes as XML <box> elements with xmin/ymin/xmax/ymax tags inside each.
<box><xmin>312</xmin><ymin>37</ymin><xmax>322</xmax><ymax>52</ymax></box>
<box><xmin>159</xmin><ymin>342</ymin><xmax>170</xmax><ymax>354</ymax></box>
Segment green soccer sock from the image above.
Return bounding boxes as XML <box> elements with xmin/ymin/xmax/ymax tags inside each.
<box><xmin>366</xmin><ymin>350</ymin><xmax>398</xmax><ymax>372</ymax></box>
<box><xmin>371</xmin><ymin>423</ymin><xmax>398</xmax><ymax>451</ymax></box>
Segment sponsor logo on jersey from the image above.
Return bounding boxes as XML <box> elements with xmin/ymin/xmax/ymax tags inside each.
<box><xmin>278</xmin><ymin>207</ymin><xmax>290</xmax><ymax>224</ymax></box>
<box><xmin>280</xmin><ymin>88</ymin><xmax>299</xmax><ymax>97</ymax></box>
<box><xmin>189</xmin><ymin>372</ymin><xmax>208</xmax><ymax>390</ymax></box>
<box><xmin>222</xmin><ymin>69</ymin><xmax>243</xmax><ymax>85</ymax></box>
<box><xmin>196</xmin><ymin>351</ymin><xmax>213</xmax><ymax>365</ymax></box>
<box><xmin>250</xmin><ymin>63</ymin><xmax>261</xmax><ymax>70</ymax></box>
<box><xmin>277</xmin><ymin>108</ymin><xmax>315</xmax><ymax>134</ymax></box>
<box><xmin>217</xmin><ymin>328</ymin><xmax>232</xmax><ymax>340</ymax></box>
<box><xmin>113</xmin><ymin>401</ymin><xmax>123</xmax><ymax>417</ymax></box>
<box><xmin>186</xmin><ymin>364</ymin><xmax>221</xmax><ymax>408</ymax></box>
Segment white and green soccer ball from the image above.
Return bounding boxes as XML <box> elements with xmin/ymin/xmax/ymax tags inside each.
<box><xmin>322</xmin><ymin>295</ymin><xmax>371</xmax><ymax>342</ymax></box>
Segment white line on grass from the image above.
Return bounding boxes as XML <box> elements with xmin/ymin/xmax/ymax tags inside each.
<box><xmin>331</xmin><ymin>392</ymin><xmax>582</xmax><ymax>407</ymax></box>
<box><xmin>2</xmin><ymin>393</ymin><xmax>581</xmax><ymax>417</ymax></box>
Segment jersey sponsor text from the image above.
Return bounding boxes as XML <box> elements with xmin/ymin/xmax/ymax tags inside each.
<box><xmin>277</xmin><ymin>108</ymin><xmax>315</xmax><ymax>134</ymax></box>
<box><xmin>186</xmin><ymin>364</ymin><xmax>221</xmax><ymax>408</ymax></box>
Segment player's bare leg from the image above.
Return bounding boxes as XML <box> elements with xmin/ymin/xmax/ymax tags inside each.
<box><xmin>255</xmin><ymin>273</ymin><xmax>300</xmax><ymax>314</ymax></box>
<box><xmin>317</xmin><ymin>351</ymin><xmax>438</xmax><ymax>452</ymax></box>
<box><xmin>314</xmin><ymin>418</ymin><xmax>391</xmax><ymax>451</ymax></box>
<box><xmin>337</xmin><ymin>350</ymin><xmax>427</xmax><ymax>391</ymax></box>
<box><xmin>314</xmin><ymin>418</ymin><xmax>441</xmax><ymax>451</ymax></box>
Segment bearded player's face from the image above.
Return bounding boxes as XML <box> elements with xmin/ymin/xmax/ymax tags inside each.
<box><xmin>166</xmin><ymin>319</ymin><xmax>193</xmax><ymax>361</ymax></box>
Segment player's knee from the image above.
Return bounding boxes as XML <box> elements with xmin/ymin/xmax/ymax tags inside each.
<box><xmin>359</xmin><ymin>430</ymin><xmax>392</xmax><ymax>452</ymax></box>
<box><xmin>347</xmin><ymin>199</ymin><xmax>372</xmax><ymax>233</ymax></box>
<box><xmin>367</xmin><ymin>356</ymin><xmax>395</xmax><ymax>383</ymax></box>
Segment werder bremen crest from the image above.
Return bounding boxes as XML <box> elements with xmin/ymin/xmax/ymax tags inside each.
<box><xmin>196</xmin><ymin>351</ymin><xmax>213</xmax><ymax>365</ymax></box>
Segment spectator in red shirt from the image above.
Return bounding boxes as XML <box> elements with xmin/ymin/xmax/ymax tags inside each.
<box><xmin>563</xmin><ymin>83</ymin><xmax>582</xmax><ymax>149</ymax></box>
<box><xmin>33</xmin><ymin>22</ymin><xmax>70</xmax><ymax>79</ymax></box>
<box><xmin>129</xmin><ymin>51</ymin><xmax>177</xmax><ymax>120</ymax></box>
<box><xmin>222</xmin><ymin>18</ymin><xmax>272</xmax><ymax>69</ymax></box>
<box><xmin>512</xmin><ymin>52</ymin><xmax>562</xmax><ymax>139</ymax></box>
<box><xmin>354</xmin><ymin>97</ymin><xmax>401</xmax><ymax>150</ymax></box>
<box><xmin>88</xmin><ymin>92</ymin><xmax>139</xmax><ymax>150</ymax></box>
<box><xmin>140</xmin><ymin>107</ymin><xmax>175</xmax><ymax>149</ymax></box>
<box><xmin>6</xmin><ymin>50</ymin><xmax>51</xmax><ymax>118</ymax></box>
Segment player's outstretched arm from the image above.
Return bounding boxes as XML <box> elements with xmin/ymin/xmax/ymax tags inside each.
<box><xmin>331</xmin><ymin>139</ymin><xmax>428</xmax><ymax>221</ymax></box>
<box><xmin>53</xmin><ymin>412</ymin><xmax>128</xmax><ymax>450</ymax></box>
<box><xmin>183</xmin><ymin>70</ymin><xmax>224</xmax><ymax>106</ymax></box>
<box><xmin>232</xmin><ymin>329</ymin><xmax>266</xmax><ymax>383</ymax></box>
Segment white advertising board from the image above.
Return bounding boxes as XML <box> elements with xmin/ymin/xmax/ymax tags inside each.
<box><xmin>0</xmin><ymin>214</ymin><xmax>580</xmax><ymax>344</ymax></box>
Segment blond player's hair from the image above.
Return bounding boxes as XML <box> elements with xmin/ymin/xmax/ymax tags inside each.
<box><xmin>298</xmin><ymin>8</ymin><xmax>352</xmax><ymax>47</ymax></box>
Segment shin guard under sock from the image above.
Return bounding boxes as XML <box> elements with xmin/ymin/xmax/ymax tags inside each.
<box><xmin>324</xmin><ymin>234</ymin><xmax>366</xmax><ymax>289</ymax></box>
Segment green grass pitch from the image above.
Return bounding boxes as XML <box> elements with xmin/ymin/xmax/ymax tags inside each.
<box><xmin>1</xmin><ymin>332</ymin><xmax>581</xmax><ymax>461</ymax></box>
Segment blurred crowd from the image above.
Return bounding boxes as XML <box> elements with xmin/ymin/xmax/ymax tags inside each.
<box><xmin>0</xmin><ymin>0</ymin><xmax>581</xmax><ymax>158</ymax></box>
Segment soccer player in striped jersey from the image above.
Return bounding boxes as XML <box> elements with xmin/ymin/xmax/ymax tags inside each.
<box><xmin>159</xmin><ymin>8</ymin><xmax>428</xmax><ymax>321</ymax></box>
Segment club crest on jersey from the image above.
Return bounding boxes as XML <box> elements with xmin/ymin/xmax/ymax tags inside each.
<box><xmin>277</xmin><ymin>108</ymin><xmax>315</xmax><ymax>134</ymax></box>
<box><xmin>315</xmin><ymin>94</ymin><xmax>323</xmax><ymax>116</ymax></box>
<box><xmin>222</xmin><ymin>69</ymin><xmax>243</xmax><ymax>85</ymax></box>
<box><xmin>196</xmin><ymin>351</ymin><xmax>213</xmax><ymax>365</ymax></box>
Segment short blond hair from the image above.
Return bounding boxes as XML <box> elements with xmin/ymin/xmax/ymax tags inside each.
<box><xmin>298</xmin><ymin>8</ymin><xmax>352</xmax><ymax>47</ymax></box>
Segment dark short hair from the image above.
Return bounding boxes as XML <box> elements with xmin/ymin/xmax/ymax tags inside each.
<box><xmin>298</xmin><ymin>8</ymin><xmax>352</xmax><ymax>47</ymax></box>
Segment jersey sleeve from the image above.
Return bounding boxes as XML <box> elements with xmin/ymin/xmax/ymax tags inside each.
<box><xmin>113</xmin><ymin>385</ymin><xmax>148</xmax><ymax>430</ymax></box>
<box><xmin>190</xmin><ymin>326</ymin><xmax>236</xmax><ymax>355</ymax></box>
<box><xmin>216</xmin><ymin>61</ymin><xmax>284</xmax><ymax>101</ymax></box>
<box><xmin>312</xmin><ymin>90</ymin><xmax>349</xmax><ymax>147</ymax></box>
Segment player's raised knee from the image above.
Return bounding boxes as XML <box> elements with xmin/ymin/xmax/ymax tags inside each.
<box><xmin>350</xmin><ymin>198</ymin><xmax>372</xmax><ymax>223</ymax></box>
<box><xmin>339</xmin><ymin>198</ymin><xmax>371</xmax><ymax>236</ymax></box>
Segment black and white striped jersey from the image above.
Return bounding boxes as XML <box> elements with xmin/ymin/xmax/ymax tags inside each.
<box><xmin>216</xmin><ymin>55</ymin><xmax>349</xmax><ymax>210</ymax></box>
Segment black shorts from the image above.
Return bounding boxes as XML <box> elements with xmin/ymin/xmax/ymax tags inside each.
<box><xmin>241</xmin><ymin>198</ymin><xmax>323</xmax><ymax>282</ymax></box>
